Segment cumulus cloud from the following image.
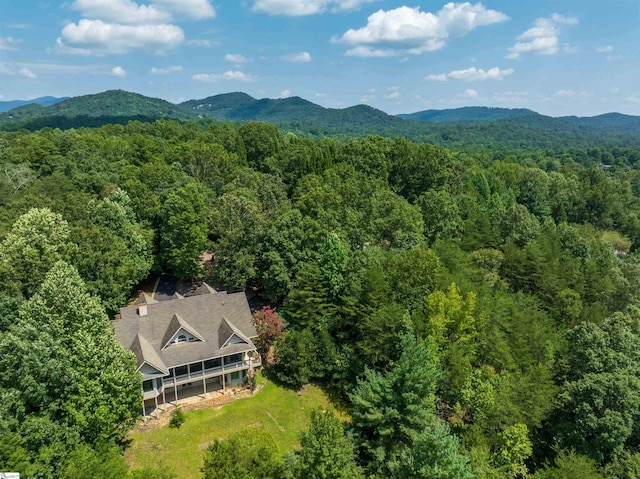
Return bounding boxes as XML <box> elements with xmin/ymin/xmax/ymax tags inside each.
<box><xmin>464</xmin><ymin>88</ymin><xmax>478</xmax><ymax>98</ymax></box>
<box><xmin>152</xmin><ymin>0</ymin><xmax>216</xmax><ymax>20</ymax></box>
<box><xmin>57</xmin><ymin>19</ymin><xmax>185</xmax><ymax>55</ymax></box>
<box><xmin>597</xmin><ymin>45</ymin><xmax>613</xmax><ymax>53</ymax></box>
<box><xmin>0</xmin><ymin>63</ymin><xmax>37</xmax><ymax>79</ymax></box>
<box><xmin>383</xmin><ymin>86</ymin><xmax>400</xmax><ymax>99</ymax></box>
<box><xmin>279</xmin><ymin>89</ymin><xmax>292</xmax><ymax>97</ymax></box>
<box><xmin>225</xmin><ymin>53</ymin><xmax>248</xmax><ymax>64</ymax></box>
<box><xmin>111</xmin><ymin>65</ymin><xmax>126</xmax><ymax>76</ymax></box>
<box><xmin>71</xmin><ymin>0</ymin><xmax>171</xmax><ymax>25</ymax></box>
<box><xmin>506</xmin><ymin>13</ymin><xmax>578</xmax><ymax>59</ymax></box>
<box><xmin>0</xmin><ymin>37</ymin><xmax>22</xmax><ymax>51</ymax></box>
<box><xmin>335</xmin><ymin>3</ymin><xmax>509</xmax><ymax>57</ymax></box>
<box><xmin>281</xmin><ymin>51</ymin><xmax>312</xmax><ymax>62</ymax></box>
<box><xmin>426</xmin><ymin>66</ymin><xmax>514</xmax><ymax>81</ymax></box>
<box><xmin>150</xmin><ymin>65</ymin><xmax>183</xmax><ymax>74</ymax></box>
<box><xmin>71</xmin><ymin>0</ymin><xmax>214</xmax><ymax>23</ymax></box>
<box><xmin>59</xmin><ymin>0</ymin><xmax>214</xmax><ymax>55</ymax></box>
<box><xmin>253</xmin><ymin>0</ymin><xmax>375</xmax><ymax>16</ymax></box>
<box><xmin>192</xmin><ymin>70</ymin><xmax>257</xmax><ymax>82</ymax></box>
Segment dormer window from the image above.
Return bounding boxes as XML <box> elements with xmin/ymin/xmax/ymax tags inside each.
<box><xmin>161</xmin><ymin>314</ymin><xmax>206</xmax><ymax>349</ymax></box>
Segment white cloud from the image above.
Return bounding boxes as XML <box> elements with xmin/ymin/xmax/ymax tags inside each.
<box><xmin>384</xmin><ymin>89</ymin><xmax>400</xmax><ymax>99</ymax></box>
<box><xmin>506</xmin><ymin>13</ymin><xmax>578</xmax><ymax>59</ymax></box>
<box><xmin>187</xmin><ymin>39</ymin><xmax>215</xmax><ymax>47</ymax></box>
<box><xmin>20</xmin><ymin>67</ymin><xmax>37</xmax><ymax>79</ymax></box>
<box><xmin>59</xmin><ymin>0</ymin><xmax>213</xmax><ymax>56</ymax></box>
<box><xmin>150</xmin><ymin>65</ymin><xmax>183</xmax><ymax>74</ymax></box>
<box><xmin>555</xmin><ymin>89</ymin><xmax>588</xmax><ymax>98</ymax></box>
<box><xmin>427</xmin><ymin>73</ymin><xmax>448</xmax><ymax>81</ymax></box>
<box><xmin>225</xmin><ymin>53</ymin><xmax>248</xmax><ymax>64</ymax></box>
<box><xmin>426</xmin><ymin>66</ymin><xmax>514</xmax><ymax>81</ymax></box>
<box><xmin>281</xmin><ymin>51</ymin><xmax>312</xmax><ymax>62</ymax></box>
<box><xmin>464</xmin><ymin>88</ymin><xmax>478</xmax><ymax>98</ymax></box>
<box><xmin>0</xmin><ymin>63</ymin><xmax>37</xmax><ymax>79</ymax></box>
<box><xmin>0</xmin><ymin>37</ymin><xmax>22</xmax><ymax>51</ymax></box>
<box><xmin>192</xmin><ymin>70</ymin><xmax>257</xmax><ymax>82</ymax></box>
<box><xmin>279</xmin><ymin>89</ymin><xmax>292</xmax><ymax>98</ymax></box>
<box><xmin>152</xmin><ymin>0</ymin><xmax>216</xmax><ymax>20</ymax></box>
<box><xmin>335</xmin><ymin>3</ymin><xmax>509</xmax><ymax>57</ymax></box>
<box><xmin>111</xmin><ymin>65</ymin><xmax>126</xmax><ymax>76</ymax></box>
<box><xmin>71</xmin><ymin>0</ymin><xmax>214</xmax><ymax>23</ymax></box>
<box><xmin>253</xmin><ymin>0</ymin><xmax>375</xmax><ymax>16</ymax></box>
<box><xmin>57</xmin><ymin>19</ymin><xmax>185</xmax><ymax>55</ymax></box>
<box><xmin>71</xmin><ymin>0</ymin><xmax>171</xmax><ymax>25</ymax></box>
<box><xmin>597</xmin><ymin>45</ymin><xmax>613</xmax><ymax>53</ymax></box>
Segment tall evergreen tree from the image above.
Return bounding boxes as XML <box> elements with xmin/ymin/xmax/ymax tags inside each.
<box><xmin>291</xmin><ymin>408</ymin><xmax>362</xmax><ymax>479</ymax></box>
<box><xmin>0</xmin><ymin>261</ymin><xmax>140</xmax><ymax>475</ymax></box>
<box><xmin>349</xmin><ymin>331</ymin><xmax>441</xmax><ymax>475</ymax></box>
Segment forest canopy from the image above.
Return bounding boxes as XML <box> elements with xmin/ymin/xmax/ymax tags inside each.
<box><xmin>1</xmin><ymin>119</ymin><xmax>640</xmax><ymax>477</ymax></box>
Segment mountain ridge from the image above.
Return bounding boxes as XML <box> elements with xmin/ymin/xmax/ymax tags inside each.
<box><xmin>0</xmin><ymin>96</ymin><xmax>69</xmax><ymax>112</ymax></box>
<box><xmin>1</xmin><ymin>89</ymin><xmax>638</xmax><ymax>150</ymax></box>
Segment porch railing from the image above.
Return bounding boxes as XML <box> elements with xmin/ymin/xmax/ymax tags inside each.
<box><xmin>162</xmin><ymin>358</ymin><xmax>261</xmax><ymax>388</ymax></box>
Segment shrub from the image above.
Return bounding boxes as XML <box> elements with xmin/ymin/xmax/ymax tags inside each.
<box><xmin>169</xmin><ymin>408</ymin><xmax>185</xmax><ymax>429</ymax></box>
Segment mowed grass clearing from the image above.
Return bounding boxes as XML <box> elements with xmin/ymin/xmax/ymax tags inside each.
<box><xmin>125</xmin><ymin>377</ymin><xmax>335</xmax><ymax>479</ymax></box>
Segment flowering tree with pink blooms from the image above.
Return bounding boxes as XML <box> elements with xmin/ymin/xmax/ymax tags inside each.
<box><xmin>252</xmin><ymin>306</ymin><xmax>286</xmax><ymax>365</ymax></box>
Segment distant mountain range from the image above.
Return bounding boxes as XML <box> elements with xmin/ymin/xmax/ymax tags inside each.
<box><xmin>0</xmin><ymin>96</ymin><xmax>68</xmax><ymax>112</ymax></box>
<box><xmin>398</xmin><ymin>106</ymin><xmax>539</xmax><ymax>123</ymax></box>
<box><xmin>1</xmin><ymin>90</ymin><xmax>639</xmax><ymax>150</ymax></box>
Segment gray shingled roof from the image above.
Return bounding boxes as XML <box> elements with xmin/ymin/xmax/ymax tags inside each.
<box><xmin>160</xmin><ymin>313</ymin><xmax>205</xmax><ymax>349</ymax></box>
<box><xmin>114</xmin><ymin>289</ymin><xmax>257</xmax><ymax>371</ymax></box>
<box><xmin>134</xmin><ymin>292</ymin><xmax>158</xmax><ymax>305</ymax></box>
<box><xmin>191</xmin><ymin>283</ymin><xmax>216</xmax><ymax>296</ymax></box>
<box><xmin>131</xmin><ymin>333</ymin><xmax>168</xmax><ymax>374</ymax></box>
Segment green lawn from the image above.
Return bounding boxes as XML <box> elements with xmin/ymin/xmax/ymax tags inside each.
<box><xmin>125</xmin><ymin>377</ymin><xmax>335</xmax><ymax>479</ymax></box>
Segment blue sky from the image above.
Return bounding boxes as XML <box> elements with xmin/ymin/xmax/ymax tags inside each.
<box><xmin>0</xmin><ymin>0</ymin><xmax>638</xmax><ymax>116</ymax></box>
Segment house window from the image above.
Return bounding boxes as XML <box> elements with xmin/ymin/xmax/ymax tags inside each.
<box><xmin>175</xmin><ymin>365</ymin><xmax>188</xmax><ymax>377</ymax></box>
<box><xmin>176</xmin><ymin>334</ymin><xmax>187</xmax><ymax>343</ymax></box>
<box><xmin>204</xmin><ymin>358</ymin><xmax>221</xmax><ymax>370</ymax></box>
<box><xmin>230</xmin><ymin>371</ymin><xmax>240</xmax><ymax>381</ymax></box>
<box><xmin>224</xmin><ymin>353</ymin><xmax>242</xmax><ymax>365</ymax></box>
<box><xmin>142</xmin><ymin>379</ymin><xmax>154</xmax><ymax>392</ymax></box>
<box><xmin>190</xmin><ymin>362</ymin><xmax>203</xmax><ymax>374</ymax></box>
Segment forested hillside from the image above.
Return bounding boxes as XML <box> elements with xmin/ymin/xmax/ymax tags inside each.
<box><xmin>2</xmin><ymin>119</ymin><xmax>640</xmax><ymax>477</ymax></box>
<box><xmin>0</xmin><ymin>96</ymin><xmax>68</xmax><ymax>112</ymax></box>
<box><xmin>1</xmin><ymin>90</ymin><xmax>639</xmax><ymax>151</ymax></box>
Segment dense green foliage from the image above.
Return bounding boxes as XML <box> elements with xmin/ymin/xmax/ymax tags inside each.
<box><xmin>2</xmin><ymin>116</ymin><xmax>640</xmax><ymax>477</ymax></box>
<box><xmin>2</xmin><ymin>90</ymin><xmax>640</xmax><ymax>150</ymax></box>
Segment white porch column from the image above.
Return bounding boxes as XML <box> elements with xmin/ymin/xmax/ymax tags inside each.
<box><xmin>173</xmin><ymin>368</ymin><xmax>178</xmax><ymax>405</ymax></box>
<box><xmin>202</xmin><ymin>361</ymin><xmax>207</xmax><ymax>397</ymax></box>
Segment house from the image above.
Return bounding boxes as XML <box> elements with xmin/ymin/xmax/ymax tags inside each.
<box><xmin>113</xmin><ymin>284</ymin><xmax>261</xmax><ymax>416</ymax></box>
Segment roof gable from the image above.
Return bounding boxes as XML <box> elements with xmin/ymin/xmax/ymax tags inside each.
<box><xmin>161</xmin><ymin>313</ymin><xmax>205</xmax><ymax>349</ymax></box>
<box><xmin>131</xmin><ymin>333</ymin><xmax>168</xmax><ymax>375</ymax></box>
<box><xmin>134</xmin><ymin>292</ymin><xmax>158</xmax><ymax>305</ymax></box>
<box><xmin>219</xmin><ymin>317</ymin><xmax>252</xmax><ymax>349</ymax></box>
<box><xmin>191</xmin><ymin>282</ymin><xmax>216</xmax><ymax>296</ymax></box>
